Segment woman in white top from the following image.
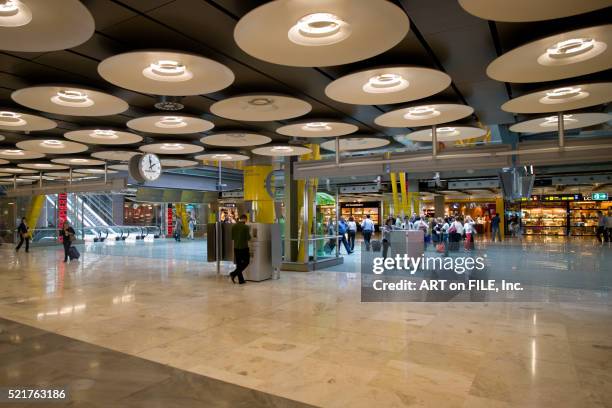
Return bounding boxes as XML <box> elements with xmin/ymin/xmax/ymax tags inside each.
<box><xmin>347</xmin><ymin>217</ymin><xmax>357</xmax><ymax>251</ymax></box>
<box><xmin>464</xmin><ymin>216</ymin><xmax>476</xmax><ymax>250</ymax></box>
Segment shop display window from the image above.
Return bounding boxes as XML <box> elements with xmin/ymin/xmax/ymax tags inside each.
<box><xmin>569</xmin><ymin>201</ymin><xmax>612</xmax><ymax>236</ymax></box>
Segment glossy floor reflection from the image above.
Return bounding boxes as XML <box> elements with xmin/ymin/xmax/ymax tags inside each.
<box><xmin>0</xmin><ymin>239</ymin><xmax>610</xmax><ymax>407</ymax></box>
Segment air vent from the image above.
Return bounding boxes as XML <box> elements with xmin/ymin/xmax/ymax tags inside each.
<box><xmin>154</xmin><ymin>95</ymin><xmax>184</xmax><ymax>111</ymax></box>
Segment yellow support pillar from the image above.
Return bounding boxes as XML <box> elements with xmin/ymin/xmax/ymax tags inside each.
<box><xmin>496</xmin><ymin>196</ymin><xmax>505</xmax><ymax>238</ymax></box>
<box><xmin>25</xmin><ymin>195</ymin><xmax>44</xmax><ymax>237</ymax></box>
<box><xmin>390</xmin><ymin>173</ymin><xmax>400</xmax><ymax>217</ymax></box>
<box><xmin>399</xmin><ymin>172</ymin><xmax>409</xmax><ymax>217</ymax></box>
<box><xmin>244</xmin><ymin>165</ymin><xmax>275</xmax><ymax>223</ymax></box>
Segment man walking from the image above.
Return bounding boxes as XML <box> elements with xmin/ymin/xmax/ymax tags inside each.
<box><xmin>361</xmin><ymin>214</ymin><xmax>375</xmax><ymax>251</ymax></box>
<box><xmin>491</xmin><ymin>213</ymin><xmax>502</xmax><ymax>242</ymax></box>
<box><xmin>230</xmin><ymin>214</ymin><xmax>251</xmax><ymax>284</ymax></box>
<box><xmin>15</xmin><ymin>217</ymin><xmax>29</xmax><ymax>253</ymax></box>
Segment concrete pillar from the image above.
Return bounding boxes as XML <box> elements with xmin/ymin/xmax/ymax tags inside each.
<box><xmin>434</xmin><ymin>195</ymin><xmax>445</xmax><ymax>218</ymax></box>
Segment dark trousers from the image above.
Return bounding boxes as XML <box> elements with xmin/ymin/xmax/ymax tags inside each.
<box><xmin>363</xmin><ymin>230</ymin><xmax>372</xmax><ymax>250</ymax></box>
<box><xmin>16</xmin><ymin>236</ymin><xmax>29</xmax><ymax>252</ymax></box>
<box><xmin>382</xmin><ymin>239</ymin><xmax>390</xmax><ymax>259</ymax></box>
<box><xmin>348</xmin><ymin>230</ymin><xmax>356</xmax><ymax>251</ymax></box>
<box><xmin>596</xmin><ymin>226</ymin><xmax>606</xmax><ymax>243</ymax></box>
<box><xmin>63</xmin><ymin>241</ymin><xmax>71</xmax><ymax>261</ymax></box>
<box><xmin>491</xmin><ymin>226</ymin><xmax>502</xmax><ymax>242</ymax></box>
<box><xmin>339</xmin><ymin>234</ymin><xmax>351</xmax><ymax>254</ymax></box>
<box><xmin>231</xmin><ymin>248</ymin><xmax>250</xmax><ymax>284</ymax></box>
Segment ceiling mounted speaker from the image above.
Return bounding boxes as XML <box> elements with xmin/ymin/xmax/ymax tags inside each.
<box><xmin>509</xmin><ymin>113</ymin><xmax>611</xmax><ymax>133</ymax></box>
<box><xmin>0</xmin><ymin>0</ymin><xmax>94</xmax><ymax>52</ymax></box>
<box><xmin>154</xmin><ymin>96</ymin><xmax>184</xmax><ymax>111</ymax></box>
<box><xmin>501</xmin><ymin>83</ymin><xmax>612</xmax><ymax>113</ymax></box>
<box><xmin>98</xmin><ymin>51</ymin><xmax>234</xmax><ymax>96</ymax></box>
<box><xmin>458</xmin><ymin>0</ymin><xmax>611</xmax><ymax>22</ymax></box>
<box><xmin>11</xmin><ymin>86</ymin><xmax>129</xmax><ymax>117</ymax></box>
<box><xmin>325</xmin><ymin>67</ymin><xmax>451</xmax><ymax>105</ymax></box>
<box><xmin>487</xmin><ymin>25</ymin><xmax>612</xmax><ymax>83</ymax></box>
<box><xmin>234</xmin><ymin>0</ymin><xmax>409</xmax><ymax>67</ymax></box>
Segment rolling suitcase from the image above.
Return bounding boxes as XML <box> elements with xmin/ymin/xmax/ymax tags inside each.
<box><xmin>68</xmin><ymin>246</ymin><xmax>80</xmax><ymax>260</ymax></box>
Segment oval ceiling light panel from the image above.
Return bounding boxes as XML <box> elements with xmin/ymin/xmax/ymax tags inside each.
<box><xmin>458</xmin><ymin>0</ymin><xmax>610</xmax><ymax>22</ymax></box>
<box><xmin>375</xmin><ymin>104</ymin><xmax>474</xmax><ymax>128</ymax></box>
<box><xmin>0</xmin><ymin>110</ymin><xmax>56</xmax><ymax>131</ymax></box>
<box><xmin>127</xmin><ymin>115</ymin><xmax>214</xmax><ymax>134</ymax></box>
<box><xmin>0</xmin><ymin>167</ymin><xmax>37</xmax><ymax>174</ymax></box>
<box><xmin>234</xmin><ymin>0</ymin><xmax>409</xmax><ymax>67</ymax></box>
<box><xmin>320</xmin><ymin>137</ymin><xmax>390</xmax><ymax>151</ymax></box>
<box><xmin>276</xmin><ymin>121</ymin><xmax>359</xmax><ymax>138</ymax></box>
<box><xmin>139</xmin><ymin>142</ymin><xmax>204</xmax><ymax>155</ymax></box>
<box><xmin>509</xmin><ymin>112</ymin><xmax>611</xmax><ymax>133</ymax></box>
<box><xmin>501</xmin><ymin>83</ymin><xmax>612</xmax><ymax>113</ymax></box>
<box><xmin>16</xmin><ymin>139</ymin><xmax>88</xmax><ymax>154</ymax></box>
<box><xmin>210</xmin><ymin>94</ymin><xmax>311</xmax><ymax>121</ymax></box>
<box><xmin>0</xmin><ymin>0</ymin><xmax>94</xmax><ymax>52</ymax></box>
<box><xmin>98</xmin><ymin>51</ymin><xmax>235</xmax><ymax>96</ymax></box>
<box><xmin>195</xmin><ymin>152</ymin><xmax>250</xmax><ymax>162</ymax></box>
<box><xmin>401</xmin><ymin>126</ymin><xmax>487</xmax><ymax>142</ymax></box>
<box><xmin>200</xmin><ymin>132</ymin><xmax>271</xmax><ymax>147</ymax></box>
<box><xmin>91</xmin><ymin>150</ymin><xmax>140</xmax><ymax>162</ymax></box>
<box><xmin>51</xmin><ymin>157</ymin><xmax>105</xmax><ymax>166</ymax></box>
<box><xmin>18</xmin><ymin>162</ymin><xmax>68</xmax><ymax>170</ymax></box>
<box><xmin>325</xmin><ymin>67</ymin><xmax>451</xmax><ymax>105</ymax></box>
<box><xmin>487</xmin><ymin>25</ymin><xmax>612</xmax><ymax>83</ymax></box>
<box><xmin>251</xmin><ymin>145</ymin><xmax>312</xmax><ymax>157</ymax></box>
<box><xmin>65</xmin><ymin>129</ymin><xmax>143</xmax><ymax>145</ymax></box>
<box><xmin>0</xmin><ymin>148</ymin><xmax>44</xmax><ymax>160</ymax></box>
<box><xmin>12</xmin><ymin>86</ymin><xmax>129</xmax><ymax>116</ymax></box>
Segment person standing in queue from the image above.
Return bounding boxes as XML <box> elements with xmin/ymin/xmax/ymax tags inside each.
<box><xmin>230</xmin><ymin>214</ymin><xmax>251</xmax><ymax>285</ymax></box>
<box><xmin>15</xmin><ymin>217</ymin><xmax>30</xmax><ymax>253</ymax></box>
<box><xmin>60</xmin><ymin>221</ymin><xmax>76</xmax><ymax>262</ymax></box>
<box><xmin>361</xmin><ymin>214</ymin><xmax>375</xmax><ymax>251</ymax></box>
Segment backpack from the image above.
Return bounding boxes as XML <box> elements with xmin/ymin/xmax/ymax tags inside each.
<box><xmin>338</xmin><ymin>222</ymin><xmax>347</xmax><ymax>235</ymax></box>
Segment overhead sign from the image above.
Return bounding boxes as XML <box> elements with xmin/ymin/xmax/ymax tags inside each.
<box><xmin>58</xmin><ymin>193</ymin><xmax>67</xmax><ymax>243</ymax></box>
<box><xmin>590</xmin><ymin>192</ymin><xmax>608</xmax><ymax>201</ymax></box>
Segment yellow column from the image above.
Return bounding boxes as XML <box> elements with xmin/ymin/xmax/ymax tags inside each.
<box><xmin>411</xmin><ymin>193</ymin><xmax>421</xmax><ymax>216</ymax></box>
<box><xmin>244</xmin><ymin>165</ymin><xmax>275</xmax><ymax>223</ymax></box>
<box><xmin>496</xmin><ymin>196</ymin><xmax>505</xmax><ymax>238</ymax></box>
<box><xmin>399</xmin><ymin>172</ymin><xmax>409</xmax><ymax>217</ymax></box>
<box><xmin>25</xmin><ymin>195</ymin><xmax>44</xmax><ymax>237</ymax></box>
<box><xmin>390</xmin><ymin>173</ymin><xmax>400</xmax><ymax>217</ymax></box>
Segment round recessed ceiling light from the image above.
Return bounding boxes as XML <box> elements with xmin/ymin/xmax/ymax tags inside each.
<box><xmin>91</xmin><ymin>150</ymin><xmax>140</xmax><ymax>162</ymax></box>
<box><xmin>195</xmin><ymin>152</ymin><xmax>250</xmax><ymax>162</ymax></box>
<box><xmin>325</xmin><ymin>66</ymin><xmax>451</xmax><ymax>105</ymax></box>
<box><xmin>16</xmin><ymin>139</ymin><xmax>88</xmax><ymax>154</ymax></box>
<box><xmin>501</xmin><ymin>82</ymin><xmax>612</xmax><ymax>113</ymax></box>
<box><xmin>251</xmin><ymin>145</ymin><xmax>312</xmax><ymax>157</ymax></box>
<box><xmin>139</xmin><ymin>142</ymin><xmax>204</xmax><ymax>155</ymax></box>
<box><xmin>0</xmin><ymin>0</ymin><xmax>94</xmax><ymax>52</ymax></box>
<box><xmin>210</xmin><ymin>94</ymin><xmax>311</xmax><ymax>121</ymax></box>
<box><xmin>509</xmin><ymin>112</ymin><xmax>611</xmax><ymax>133</ymax></box>
<box><xmin>320</xmin><ymin>137</ymin><xmax>390</xmax><ymax>152</ymax></box>
<box><xmin>0</xmin><ymin>110</ymin><xmax>56</xmax><ymax>131</ymax></box>
<box><xmin>487</xmin><ymin>25</ymin><xmax>612</xmax><ymax>83</ymax></box>
<box><xmin>458</xmin><ymin>0</ymin><xmax>610</xmax><ymax>22</ymax></box>
<box><xmin>288</xmin><ymin>13</ymin><xmax>351</xmax><ymax>47</ymax></box>
<box><xmin>98</xmin><ymin>51</ymin><xmax>234</xmax><ymax>96</ymax></box>
<box><xmin>127</xmin><ymin>115</ymin><xmax>214</xmax><ymax>134</ymax></box>
<box><xmin>12</xmin><ymin>86</ymin><xmax>128</xmax><ymax>116</ymax></box>
<box><xmin>375</xmin><ymin>104</ymin><xmax>474</xmax><ymax>128</ymax></box>
<box><xmin>65</xmin><ymin>129</ymin><xmax>143</xmax><ymax>145</ymax></box>
<box><xmin>200</xmin><ymin>132</ymin><xmax>271</xmax><ymax>147</ymax></box>
<box><xmin>277</xmin><ymin>121</ymin><xmax>359</xmax><ymax>138</ymax></box>
<box><xmin>234</xmin><ymin>0</ymin><xmax>409</xmax><ymax>67</ymax></box>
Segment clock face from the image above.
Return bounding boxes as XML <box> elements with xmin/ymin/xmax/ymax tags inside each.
<box><xmin>139</xmin><ymin>153</ymin><xmax>162</xmax><ymax>181</ymax></box>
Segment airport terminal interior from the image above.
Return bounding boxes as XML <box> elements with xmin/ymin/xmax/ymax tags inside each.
<box><xmin>0</xmin><ymin>0</ymin><xmax>611</xmax><ymax>407</ymax></box>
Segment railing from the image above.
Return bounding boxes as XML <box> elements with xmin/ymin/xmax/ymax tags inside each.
<box><xmin>0</xmin><ymin>225</ymin><xmax>162</xmax><ymax>245</ymax></box>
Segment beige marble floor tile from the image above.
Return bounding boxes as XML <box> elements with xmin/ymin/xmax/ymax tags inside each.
<box><xmin>240</xmin><ymin>336</ymin><xmax>319</xmax><ymax>364</ymax></box>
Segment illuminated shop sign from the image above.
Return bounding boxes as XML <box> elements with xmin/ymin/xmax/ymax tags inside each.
<box><xmin>58</xmin><ymin>193</ymin><xmax>67</xmax><ymax>242</ymax></box>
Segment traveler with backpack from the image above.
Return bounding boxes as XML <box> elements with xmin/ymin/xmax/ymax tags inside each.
<box><xmin>337</xmin><ymin>217</ymin><xmax>352</xmax><ymax>255</ymax></box>
<box><xmin>361</xmin><ymin>214</ymin><xmax>375</xmax><ymax>250</ymax></box>
<box><xmin>60</xmin><ymin>221</ymin><xmax>78</xmax><ymax>262</ymax></box>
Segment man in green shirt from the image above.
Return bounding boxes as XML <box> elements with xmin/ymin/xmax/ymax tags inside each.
<box><xmin>230</xmin><ymin>214</ymin><xmax>251</xmax><ymax>284</ymax></box>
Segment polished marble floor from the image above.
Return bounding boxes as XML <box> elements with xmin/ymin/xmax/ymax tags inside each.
<box><xmin>0</xmin><ymin>238</ymin><xmax>610</xmax><ymax>407</ymax></box>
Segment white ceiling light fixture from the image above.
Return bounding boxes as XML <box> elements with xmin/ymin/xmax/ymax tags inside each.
<box><xmin>0</xmin><ymin>167</ymin><xmax>37</xmax><ymax>174</ymax></box>
<box><xmin>501</xmin><ymin>82</ymin><xmax>612</xmax><ymax>113</ymax></box>
<box><xmin>401</xmin><ymin>126</ymin><xmax>487</xmax><ymax>142</ymax></box>
<box><xmin>487</xmin><ymin>25</ymin><xmax>611</xmax><ymax>83</ymax></box>
<box><xmin>325</xmin><ymin>66</ymin><xmax>451</xmax><ymax>105</ymax></box>
<box><xmin>16</xmin><ymin>139</ymin><xmax>88</xmax><ymax>154</ymax></box>
<box><xmin>91</xmin><ymin>150</ymin><xmax>140</xmax><ymax>162</ymax></box>
<box><xmin>375</xmin><ymin>104</ymin><xmax>474</xmax><ymax>128</ymax></box>
<box><xmin>65</xmin><ymin>129</ymin><xmax>143</xmax><ymax>145</ymax></box>
<box><xmin>127</xmin><ymin>115</ymin><xmax>214</xmax><ymax>134</ymax></box>
<box><xmin>509</xmin><ymin>112</ymin><xmax>611</xmax><ymax>133</ymax></box>
<box><xmin>194</xmin><ymin>152</ymin><xmax>250</xmax><ymax>162</ymax></box>
<box><xmin>277</xmin><ymin>121</ymin><xmax>359</xmax><ymax>138</ymax></box>
<box><xmin>0</xmin><ymin>148</ymin><xmax>44</xmax><ymax>159</ymax></box>
<box><xmin>252</xmin><ymin>144</ymin><xmax>312</xmax><ymax>157</ymax></box>
<box><xmin>51</xmin><ymin>157</ymin><xmax>105</xmax><ymax>166</ymax></box>
<box><xmin>0</xmin><ymin>0</ymin><xmax>94</xmax><ymax>52</ymax></box>
<box><xmin>12</xmin><ymin>86</ymin><xmax>128</xmax><ymax>117</ymax></box>
<box><xmin>540</xmin><ymin>115</ymin><xmax>579</xmax><ymax>127</ymax></box>
<box><xmin>458</xmin><ymin>0</ymin><xmax>610</xmax><ymax>22</ymax></box>
<box><xmin>18</xmin><ymin>162</ymin><xmax>68</xmax><ymax>170</ymax></box>
<box><xmin>320</xmin><ymin>137</ymin><xmax>390</xmax><ymax>152</ymax></box>
<box><xmin>90</xmin><ymin>129</ymin><xmax>118</xmax><ymax>139</ymax></box>
<box><xmin>288</xmin><ymin>13</ymin><xmax>351</xmax><ymax>47</ymax></box>
<box><xmin>200</xmin><ymin>132</ymin><xmax>271</xmax><ymax>147</ymax></box>
<box><xmin>74</xmin><ymin>168</ymin><xmax>118</xmax><ymax>175</ymax></box>
<box><xmin>302</xmin><ymin>122</ymin><xmax>331</xmax><ymax>132</ymax></box>
<box><xmin>160</xmin><ymin>159</ymin><xmax>199</xmax><ymax>168</ymax></box>
<box><xmin>210</xmin><ymin>94</ymin><xmax>311</xmax><ymax>121</ymax></box>
<box><xmin>139</xmin><ymin>142</ymin><xmax>204</xmax><ymax>155</ymax></box>
<box><xmin>0</xmin><ymin>110</ymin><xmax>56</xmax><ymax>131</ymax></box>
<box><xmin>161</xmin><ymin>143</ymin><xmax>184</xmax><ymax>151</ymax></box>
<box><xmin>362</xmin><ymin>73</ymin><xmax>409</xmax><ymax>94</ymax></box>
<box><xmin>234</xmin><ymin>0</ymin><xmax>409</xmax><ymax>67</ymax></box>
<box><xmin>98</xmin><ymin>51</ymin><xmax>234</xmax><ymax>96</ymax></box>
